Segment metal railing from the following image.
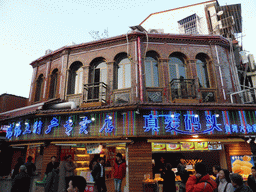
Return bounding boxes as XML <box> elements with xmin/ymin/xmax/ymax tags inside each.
<box><xmin>170</xmin><ymin>79</ymin><xmax>196</xmax><ymax>100</ymax></box>
<box><xmin>230</xmin><ymin>86</ymin><xmax>256</xmax><ymax>104</ymax></box>
<box><xmin>83</xmin><ymin>82</ymin><xmax>107</xmax><ymax>103</ymax></box>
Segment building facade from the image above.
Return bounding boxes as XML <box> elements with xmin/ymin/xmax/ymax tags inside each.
<box><xmin>1</xmin><ymin>32</ymin><xmax>256</xmax><ymax>192</ymax></box>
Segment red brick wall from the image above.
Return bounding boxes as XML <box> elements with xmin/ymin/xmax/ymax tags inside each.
<box><xmin>128</xmin><ymin>140</ymin><xmax>152</xmax><ymax>192</ymax></box>
<box><xmin>41</xmin><ymin>144</ymin><xmax>60</xmax><ymax>179</ymax></box>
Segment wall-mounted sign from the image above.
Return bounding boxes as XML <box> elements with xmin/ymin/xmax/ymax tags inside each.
<box><xmin>231</xmin><ymin>155</ymin><xmax>254</xmax><ymax>175</ymax></box>
<box><xmin>143</xmin><ymin>110</ymin><xmax>256</xmax><ymax>135</ymax></box>
<box><xmin>87</xmin><ymin>144</ymin><xmax>103</xmax><ymax>154</ymax></box>
<box><xmin>4</xmin><ymin>110</ymin><xmax>256</xmax><ymax>141</ymax></box>
<box><xmin>194</xmin><ymin>142</ymin><xmax>208</xmax><ymax>151</ymax></box>
<box><xmin>166</xmin><ymin>143</ymin><xmax>180</xmax><ymax>151</ymax></box>
<box><xmin>180</xmin><ymin>142</ymin><xmax>195</xmax><ymax>151</ymax></box>
<box><xmin>152</xmin><ymin>143</ymin><xmax>166</xmax><ymax>152</ymax></box>
<box><xmin>208</xmin><ymin>142</ymin><xmax>222</xmax><ymax>150</ymax></box>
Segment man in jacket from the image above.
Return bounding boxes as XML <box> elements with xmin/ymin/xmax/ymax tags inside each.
<box><xmin>45</xmin><ymin>156</ymin><xmax>60</xmax><ymax>175</ymax></box>
<box><xmin>113</xmin><ymin>153</ymin><xmax>126</xmax><ymax>192</ymax></box>
<box><xmin>11</xmin><ymin>165</ymin><xmax>31</xmax><ymax>192</ymax></box>
<box><xmin>212</xmin><ymin>165</ymin><xmax>221</xmax><ymax>185</ymax></box>
<box><xmin>231</xmin><ymin>173</ymin><xmax>253</xmax><ymax>192</ymax></box>
<box><xmin>247</xmin><ymin>166</ymin><xmax>256</xmax><ymax>191</ymax></box>
<box><xmin>186</xmin><ymin>162</ymin><xmax>217</xmax><ymax>192</ymax></box>
<box><xmin>91</xmin><ymin>157</ymin><xmax>107</xmax><ymax>192</ymax></box>
<box><xmin>25</xmin><ymin>156</ymin><xmax>36</xmax><ymax>177</ymax></box>
<box><xmin>58</xmin><ymin>155</ymin><xmax>76</xmax><ymax>192</ymax></box>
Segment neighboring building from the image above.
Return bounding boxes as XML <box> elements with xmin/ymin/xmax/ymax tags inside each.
<box><xmin>140</xmin><ymin>0</ymin><xmax>242</xmax><ymax>39</ymax></box>
<box><xmin>0</xmin><ymin>94</ymin><xmax>28</xmax><ymax>113</ymax></box>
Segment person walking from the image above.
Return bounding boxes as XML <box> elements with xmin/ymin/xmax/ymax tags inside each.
<box><xmin>156</xmin><ymin>157</ymin><xmax>166</xmax><ymax>178</ymax></box>
<box><xmin>113</xmin><ymin>153</ymin><xmax>126</xmax><ymax>192</ymax></box>
<box><xmin>177</xmin><ymin>158</ymin><xmax>189</xmax><ymax>192</ymax></box>
<box><xmin>186</xmin><ymin>162</ymin><xmax>217</xmax><ymax>192</ymax></box>
<box><xmin>217</xmin><ymin>169</ymin><xmax>234</xmax><ymax>192</ymax></box>
<box><xmin>11</xmin><ymin>157</ymin><xmax>24</xmax><ymax>179</ymax></box>
<box><xmin>163</xmin><ymin>163</ymin><xmax>176</xmax><ymax>192</ymax></box>
<box><xmin>58</xmin><ymin>155</ymin><xmax>76</xmax><ymax>192</ymax></box>
<box><xmin>213</xmin><ymin>165</ymin><xmax>221</xmax><ymax>185</ymax></box>
<box><xmin>91</xmin><ymin>157</ymin><xmax>107</xmax><ymax>192</ymax></box>
<box><xmin>230</xmin><ymin>173</ymin><xmax>252</xmax><ymax>192</ymax></box>
<box><xmin>247</xmin><ymin>166</ymin><xmax>256</xmax><ymax>191</ymax></box>
<box><xmin>45</xmin><ymin>156</ymin><xmax>60</xmax><ymax>175</ymax></box>
<box><xmin>24</xmin><ymin>156</ymin><xmax>36</xmax><ymax>177</ymax></box>
<box><xmin>11</xmin><ymin>165</ymin><xmax>31</xmax><ymax>192</ymax></box>
<box><xmin>45</xmin><ymin>167</ymin><xmax>59</xmax><ymax>192</ymax></box>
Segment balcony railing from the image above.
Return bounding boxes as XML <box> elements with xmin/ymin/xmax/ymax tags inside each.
<box><xmin>83</xmin><ymin>82</ymin><xmax>107</xmax><ymax>103</ymax></box>
<box><xmin>170</xmin><ymin>79</ymin><xmax>196</xmax><ymax>100</ymax></box>
<box><xmin>230</xmin><ymin>87</ymin><xmax>256</xmax><ymax>104</ymax></box>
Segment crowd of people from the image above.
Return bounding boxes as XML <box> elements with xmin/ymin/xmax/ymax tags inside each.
<box><xmin>154</xmin><ymin>157</ymin><xmax>256</xmax><ymax>192</ymax></box>
<box><xmin>10</xmin><ymin>153</ymin><xmax>256</xmax><ymax>192</ymax></box>
<box><xmin>10</xmin><ymin>153</ymin><xmax>126</xmax><ymax>192</ymax></box>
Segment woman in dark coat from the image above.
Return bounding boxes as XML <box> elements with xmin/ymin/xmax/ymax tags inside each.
<box><xmin>163</xmin><ymin>163</ymin><xmax>176</xmax><ymax>192</ymax></box>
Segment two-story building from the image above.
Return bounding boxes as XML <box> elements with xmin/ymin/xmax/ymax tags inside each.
<box><xmin>1</xmin><ymin>1</ymin><xmax>255</xmax><ymax>192</ymax></box>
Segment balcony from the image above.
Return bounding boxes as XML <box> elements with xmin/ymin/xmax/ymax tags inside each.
<box><xmin>82</xmin><ymin>82</ymin><xmax>107</xmax><ymax>107</ymax></box>
<box><xmin>170</xmin><ymin>79</ymin><xmax>198</xmax><ymax>103</ymax></box>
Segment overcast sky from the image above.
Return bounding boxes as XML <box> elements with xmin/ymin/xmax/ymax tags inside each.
<box><xmin>1</xmin><ymin>0</ymin><xmax>255</xmax><ymax>98</ymax></box>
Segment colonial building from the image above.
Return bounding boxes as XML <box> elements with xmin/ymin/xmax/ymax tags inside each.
<box><xmin>0</xmin><ymin>1</ymin><xmax>255</xmax><ymax>192</ymax></box>
<box><xmin>1</xmin><ymin>31</ymin><xmax>256</xmax><ymax>191</ymax></box>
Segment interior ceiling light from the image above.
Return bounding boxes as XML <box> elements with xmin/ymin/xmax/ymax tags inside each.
<box><xmin>247</xmin><ymin>138</ymin><xmax>252</xmax><ymax>143</ymax></box>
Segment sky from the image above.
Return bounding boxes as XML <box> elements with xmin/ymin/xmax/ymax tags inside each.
<box><xmin>1</xmin><ymin>0</ymin><xmax>256</xmax><ymax>98</ymax></box>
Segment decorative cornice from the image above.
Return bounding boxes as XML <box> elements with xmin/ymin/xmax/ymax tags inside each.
<box><xmin>29</xmin><ymin>32</ymin><xmax>230</xmax><ymax>67</ymax></box>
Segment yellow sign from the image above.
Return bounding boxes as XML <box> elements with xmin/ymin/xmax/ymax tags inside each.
<box><xmin>195</xmin><ymin>142</ymin><xmax>208</xmax><ymax>150</ymax></box>
<box><xmin>152</xmin><ymin>143</ymin><xmax>166</xmax><ymax>152</ymax></box>
<box><xmin>166</xmin><ymin>143</ymin><xmax>181</xmax><ymax>151</ymax></box>
<box><xmin>180</xmin><ymin>142</ymin><xmax>194</xmax><ymax>151</ymax></box>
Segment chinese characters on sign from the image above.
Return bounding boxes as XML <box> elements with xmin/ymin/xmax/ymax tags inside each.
<box><xmin>99</xmin><ymin>115</ymin><xmax>115</xmax><ymax>133</ymax></box>
<box><xmin>5</xmin><ymin>110</ymin><xmax>256</xmax><ymax>139</ymax></box>
<box><xmin>143</xmin><ymin>111</ymin><xmax>256</xmax><ymax>135</ymax></box>
<box><xmin>79</xmin><ymin>117</ymin><xmax>92</xmax><ymax>135</ymax></box>
<box><xmin>64</xmin><ymin>117</ymin><xmax>73</xmax><ymax>136</ymax></box>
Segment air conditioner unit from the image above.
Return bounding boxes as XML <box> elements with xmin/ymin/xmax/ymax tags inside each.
<box><xmin>243</xmin><ymin>90</ymin><xmax>254</xmax><ymax>104</ymax></box>
<box><xmin>148</xmin><ymin>29</ymin><xmax>164</xmax><ymax>34</ymax></box>
<box><xmin>219</xmin><ymin>16</ymin><xmax>235</xmax><ymax>29</ymax></box>
<box><xmin>45</xmin><ymin>49</ymin><xmax>52</xmax><ymax>55</ymax></box>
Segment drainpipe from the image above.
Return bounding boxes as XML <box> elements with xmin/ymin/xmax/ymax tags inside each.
<box><xmin>137</xmin><ymin>36</ymin><xmax>144</xmax><ymax>102</ymax></box>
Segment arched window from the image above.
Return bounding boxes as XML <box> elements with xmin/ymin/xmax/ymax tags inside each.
<box><xmin>196</xmin><ymin>53</ymin><xmax>210</xmax><ymax>88</ymax></box>
<box><xmin>49</xmin><ymin>69</ymin><xmax>58</xmax><ymax>99</ymax></box>
<box><xmin>67</xmin><ymin>62</ymin><xmax>83</xmax><ymax>95</ymax></box>
<box><xmin>89</xmin><ymin>58</ymin><xmax>107</xmax><ymax>85</ymax></box>
<box><xmin>88</xmin><ymin>58</ymin><xmax>107</xmax><ymax>101</ymax></box>
<box><xmin>168</xmin><ymin>53</ymin><xmax>187</xmax><ymax>81</ymax></box>
<box><xmin>145</xmin><ymin>51</ymin><xmax>159</xmax><ymax>87</ymax></box>
<box><xmin>35</xmin><ymin>74</ymin><xmax>44</xmax><ymax>102</ymax></box>
<box><xmin>114</xmin><ymin>53</ymin><xmax>131</xmax><ymax>89</ymax></box>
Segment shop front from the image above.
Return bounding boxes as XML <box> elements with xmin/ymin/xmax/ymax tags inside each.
<box><xmin>3</xmin><ymin>107</ymin><xmax>256</xmax><ymax>192</ymax></box>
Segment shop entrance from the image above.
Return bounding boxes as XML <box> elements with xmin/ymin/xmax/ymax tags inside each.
<box><xmin>56</xmin><ymin>142</ymin><xmax>127</xmax><ymax>192</ymax></box>
<box><xmin>152</xmin><ymin>150</ymin><xmax>220</xmax><ymax>176</ymax></box>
